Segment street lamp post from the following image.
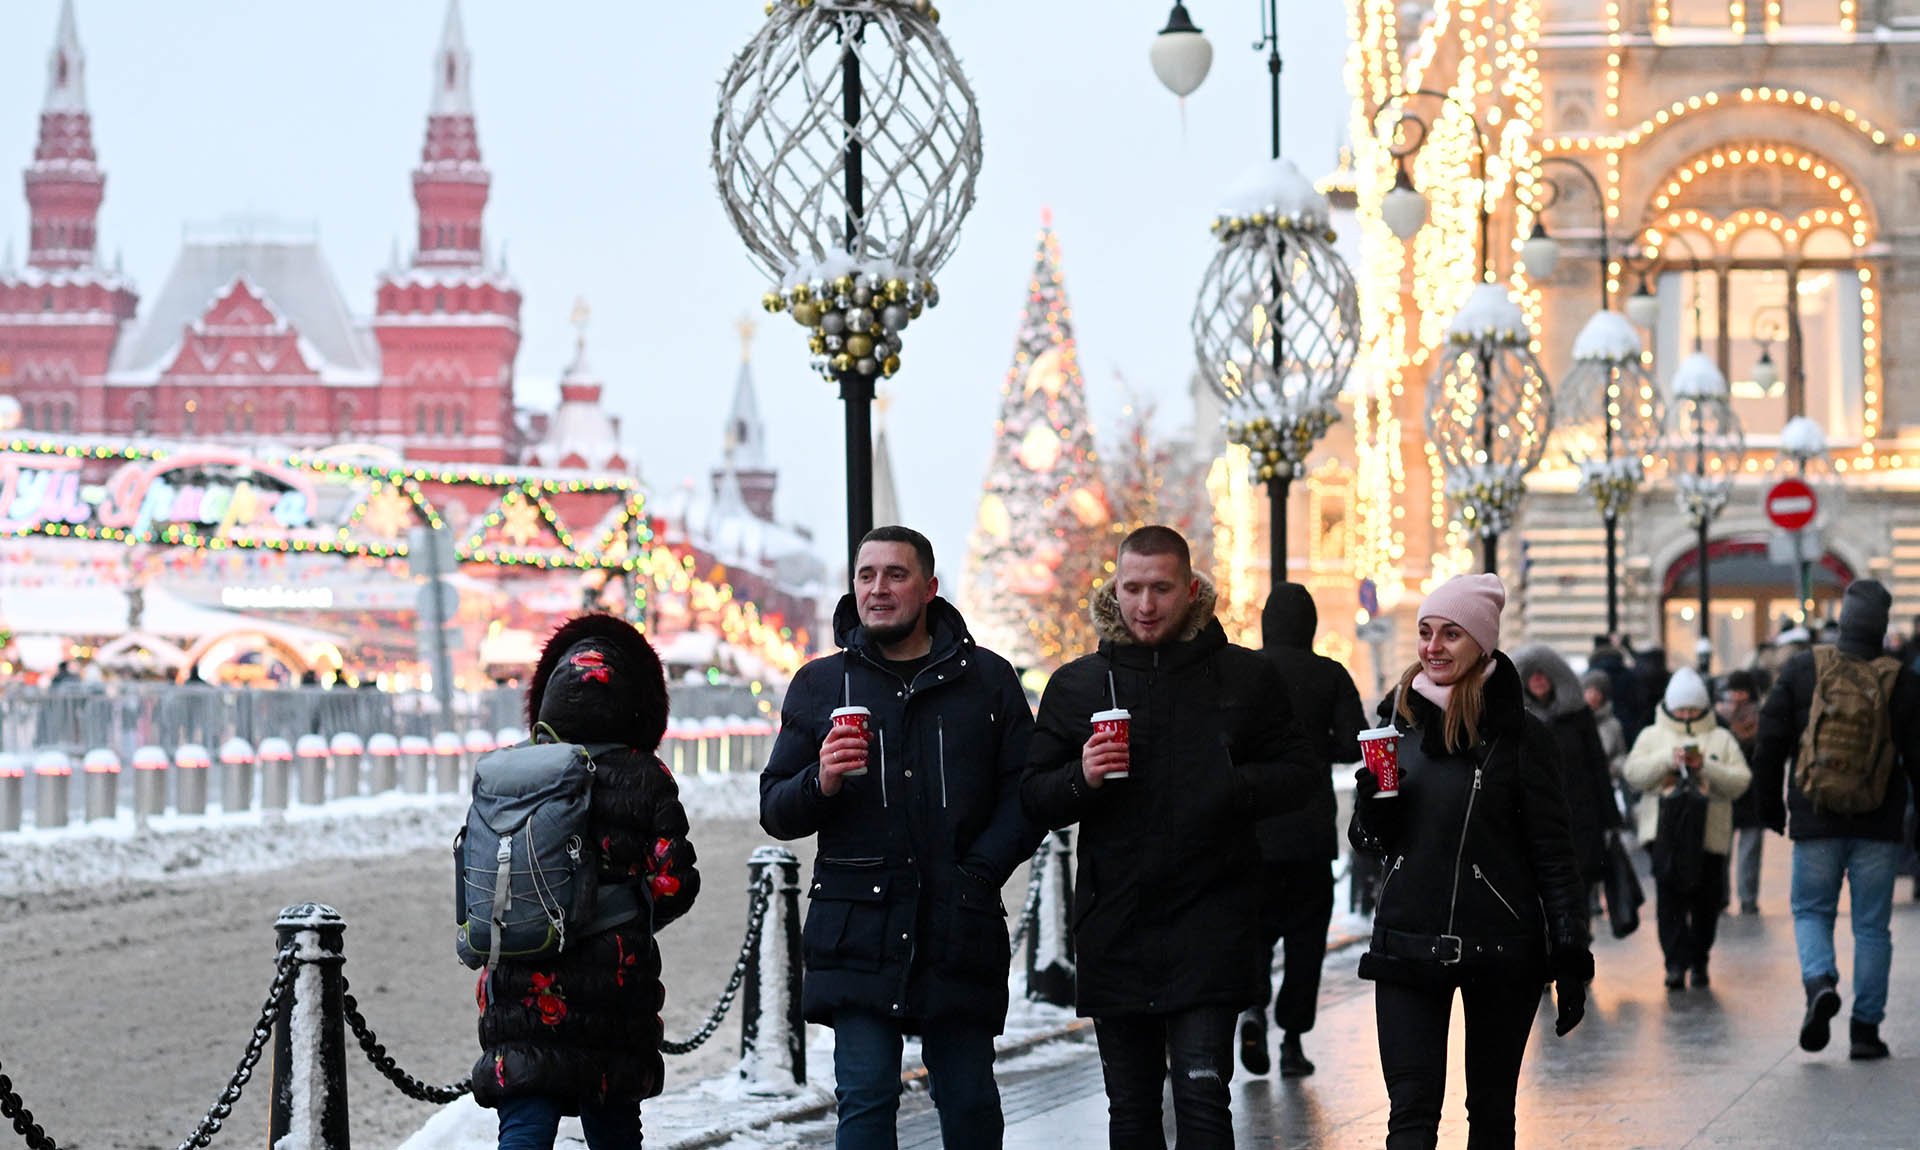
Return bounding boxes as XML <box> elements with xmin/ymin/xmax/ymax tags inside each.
<box><xmin>1155</xmin><ymin>2</ymin><xmax>1357</xmax><ymax>586</ymax></box>
<box><xmin>1666</xmin><ymin>351</ymin><xmax>1745</xmax><ymax>673</ymax></box>
<box><xmin>714</xmin><ymin>1</ymin><xmax>982</xmax><ymax>569</ymax></box>
<box><xmin>1779</xmin><ymin>415</ymin><xmax>1830</xmax><ymax>625</ymax></box>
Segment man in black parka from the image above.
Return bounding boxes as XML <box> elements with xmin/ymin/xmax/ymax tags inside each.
<box><xmin>1241</xmin><ymin>583</ymin><xmax>1367</xmax><ymax>1079</ymax></box>
<box><xmin>761</xmin><ymin>526</ymin><xmax>1039</xmax><ymax>1149</ymax></box>
<box><xmin>1023</xmin><ymin>526</ymin><xmax>1318</xmax><ymax>1147</ymax></box>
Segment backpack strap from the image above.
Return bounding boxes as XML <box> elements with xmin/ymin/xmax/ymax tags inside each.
<box><xmin>485</xmin><ymin>832</ymin><xmax>513</xmax><ymax>972</ymax></box>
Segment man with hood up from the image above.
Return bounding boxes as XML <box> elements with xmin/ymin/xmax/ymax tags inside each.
<box><xmin>1238</xmin><ymin>583</ymin><xmax>1366</xmax><ymax>1079</ymax></box>
<box><xmin>1514</xmin><ymin>643</ymin><xmax>1621</xmax><ymax>898</ymax></box>
<box><xmin>761</xmin><ymin>525</ymin><xmax>1039</xmax><ymax>1149</ymax></box>
<box><xmin>1022</xmin><ymin>526</ymin><xmax>1318</xmax><ymax>1146</ymax></box>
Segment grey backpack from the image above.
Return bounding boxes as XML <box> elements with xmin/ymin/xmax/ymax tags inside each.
<box><xmin>454</xmin><ymin>730</ymin><xmax>642</xmax><ymax>970</ymax></box>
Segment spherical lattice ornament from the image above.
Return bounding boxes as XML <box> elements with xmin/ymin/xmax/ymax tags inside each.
<box><xmin>1662</xmin><ymin>352</ymin><xmax>1746</xmax><ymax>529</ymax></box>
<box><xmin>1193</xmin><ymin>158</ymin><xmax>1359</xmax><ymax>482</ymax></box>
<box><xmin>1554</xmin><ymin>310</ymin><xmax>1664</xmax><ymax>520</ymax></box>
<box><xmin>1425</xmin><ymin>284</ymin><xmax>1553</xmax><ymax>538</ymax></box>
<box><xmin>717</xmin><ymin>0</ymin><xmax>981</xmax><ymax>381</ymax></box>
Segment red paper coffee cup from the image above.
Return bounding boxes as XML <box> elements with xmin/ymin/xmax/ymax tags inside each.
<box><xmin>830</xmin><ymin>706</ymin><xmax>871</xmax><ymax>777</ymax></box>
<box><xmin>1358</xmin><ymin>726</ymin><xmax>1401</xmax><ymax>796</ymax></box>
<box><xmin>1092</xmin><ymin>708</ymin><xmax>1131</xmax><ymax>780</ymax></box>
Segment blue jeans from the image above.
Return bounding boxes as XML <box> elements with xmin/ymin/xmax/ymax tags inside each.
<box><xmin>832</xmin><ymin>1010</ymin><xmax>1002</xmax><ymax>1150</ymax></box>
<box><xmin>1094</xmin><ymin>1006</ymin><xmax>1239</xmax><ymax>1150</ymax></box>
<box><xmin>1791</xmin><ymin>837</ymin><xmax>1902</xmax><ymax>1025</ymax></box>
<box><xmin>496</xmin><ymin>1094</ymin><xmax>642</xmax><ymax>1150</ymax></box>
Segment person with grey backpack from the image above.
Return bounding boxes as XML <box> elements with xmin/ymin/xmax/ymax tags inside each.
<box><xmin>459</xmin><ymin>614</ymin><xmax>700</xmax><ymax>1150</ymax></box>
<box><xmin>1752</xmin><ymin>580</ymin><xmax>1920</xmax><ymax>1060</ymax></box>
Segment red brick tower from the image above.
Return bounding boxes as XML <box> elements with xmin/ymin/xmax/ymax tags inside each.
<box><xmin>371</xmin><ymin>0</ymin><xmax>522</xmax><ymax>463</ymax></box>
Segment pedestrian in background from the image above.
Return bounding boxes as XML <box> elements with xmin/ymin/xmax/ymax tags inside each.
<box><xmin>1023</xmin><ymin>525</ymin><xmax>1317</xmax><ymax>1149</ymax></box>
<box><xmin>761</xmin><ymin>526</ymin><xmax>1040</xmax><ymax>1148</ymax></box>
<box><xmin>1718</xmin><ymin>669</ymin><xmax>1768</xmax><ymax>914</ymax></box>
<box><xmin>1623</xmin><ymin>668</ymin><xmax>1751</xmax><ymax>989</ymax></box>
<box><xmin>1515</xmin><ymin>643</ymin><xmax>1621</xmax><ymax>911</ymax></box>
<box><xmin>1348</xmin><ymin>573</ymin><xmax>1590</xmax><ymax>1150</ymax></box>
<box><xmin>1239</xmin><ymin>582</ymin><xmax>1367</xmax><ymax>1080</ymax></box>
<box><xmin>1589</xmin><ymin>637</ymin><xmax>1648</xmax><ymax>746</ymax></box>
<box><xmin>1751</xmin><ymin>580</ymin><xmax>1920</xmax><ymax>1060</ymax></box>
<box><xmin>1583</xmin><ymin>670</ymin><xmax>1629</xmax><ymax>780</ymax></box>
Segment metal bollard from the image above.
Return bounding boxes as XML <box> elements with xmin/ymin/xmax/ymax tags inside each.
<box><xmin>82</xmin><ymin>748</ymin><xmax>121</xmax><ymax>821</ymax></box>
<box><xmin>665</xmin><ymin>720</ymin><xmax>689</xmax><ymax>775</ymax></box>
<box><xmin>462</xmin><ymin>729</ymin><xmax>496</xmax><ymax>779</ymax></box>
<box><xmin>33</xmin><ymin>750</ymin><xmax>71</xmax><ymax>829</ymax></box>
<box><xmin>365</xmin><ymin>734</ymin><xmax>398</xmax><ymax>795</ymax></box>
<box><xmin>257</xmin><ymin>738</ymin><xmax>293</xmax><ymax>811</ymax></box>
<box><xmin>1025</xmin><ymin>829</ymin><xmax>1076</xmax><ymax>1006</ymax></box>
<box><xmin>328</xmin><ymin>733</ymin><xmax>364</xmax><ymax>800</ymax></box>
<box><xmin>269</xmin><ymin>902</ymin><xmax>352</xmax><ymax>1150</ymax></box>
<box><xmin>740</xmin><ymin>845</ymin><xmax>806</xmax><ymax>1095</ymax></box>
<box><xmin>219</xmin><ymin>738</ymin><xmax>256</xmax><ymax>814</ymax></box>
<box><xmin>295</xmin><ymin>735</ymin><xmax>330</xmax><ymax>805</ymax></box>
<box><xmin>398</xmin><ymin>735</ymin><xmax>431</xmax><ymax>794</ymax></box>
<box><xmin>0</xmin><ymin>753</ymin><xmax>23</xmax><ymax>832</ymax></box>
<box><xmin>174</xmin><ymin>743</ymin><xmax>210</xmax><ymax>815</ymax></box>
<box><xmin>132</xmin><ymin>746</ymin><xmax>169</xmax><ymax>822</ymax></box>
<box><xmin>430</xmin><ymin>732</ymin><xmax>463</xmax><ymax>794</ymax></box>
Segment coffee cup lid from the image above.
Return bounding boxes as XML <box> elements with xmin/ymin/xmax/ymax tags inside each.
<box><xmin>1358</xmin><ymin>725</ymin><xmax>1398</xmax><ymax>740</ymax></box>
<box><xmin>832</xmin><ymin>705</ymin><xmax>871</xmax><ymax>716</ymax></box>
<box><xmin>1092</xmin><ymin>708</ymin><xmax>1130</xmax><ymax>721</ymax></box>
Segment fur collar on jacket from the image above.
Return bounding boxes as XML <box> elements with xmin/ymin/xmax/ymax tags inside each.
<box><xmin>1091</xmin><ymin>570</ymin><xmax>1221</xmax><ymax>646</ymax></box>
<box><xmin>1510</xmin><ymin>642</ymin><xmax>1587</xmax><ymax>721</ymax></box>
<box><xmin>525</xmin><ymin>613</ymin><xmax>669</xmax><ymax>752</ymax></box>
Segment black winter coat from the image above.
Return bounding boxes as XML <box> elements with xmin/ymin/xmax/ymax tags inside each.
<box><xmin>1750</xmin><ymin>648</ymin><xmax>1920</xmax><ymax>841</ymax></box>
<box><xmin>1590</xmin><ymin>647</ymin><xmax>1649</xmax><ymax>746</ymax></box>
<box><xmin>760</xmin><ymin>596</ymin><xmax>1039</xmax><ymax>1032</ymax></box>
<box><xmin>471</xmin><ymin>615</ymin><xmax>700</xmax><ymax>1114</ymax></box>
<box><xmin>1512</xmin><ymin>643</ymin><xmax>1620</xmax><ymax>884</ymax></box>
<box><xmin>1022</xmin><ymin>575</ymin><xmax>1319</xmax><ymax>1017</ymax></box>
<box><xmin>1348</xmin><ymin>653</ymin><xmax>1588</xmax><ymax>990</ymax></box>
<box><xmin>1258</xmin><ymin>584</ymin><xmax>1367</xmax><ymax>863</ymax></box>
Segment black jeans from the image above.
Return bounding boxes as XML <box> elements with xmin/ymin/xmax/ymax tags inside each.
<box><xmin>1655</xmin><ymin>850</ymin><xmax>1726</xmax><ymax>973</ymax></box>
<box><xmin>1374</xmin><ymin>978</ymin><xmax>1540</xmax><ymax>1150</ymax></box>
<box><xmin>1256</xmin><ymin>859</ymin><xmax>1334</xmax><ymax>1034</ymax></box>
<box><xmin>1094</xmin><ymin>1006</ymin><xmax>1238</xmax><ymax>1150</ymax></box>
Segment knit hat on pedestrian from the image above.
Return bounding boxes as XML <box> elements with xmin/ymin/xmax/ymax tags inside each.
<box><xmin>1580</xmin><ymin>670</ymin><xmax>1612</xmax><ymax>701</ymax></box>
<box><xmin>1838</xmin><ymin>579</ymin><xmax>1893</xmax><ymax>660</ymax></box>
<box><xmin>1663</xmin><ymin>666</ymin><xmax>1710</xmax><ymax>714</ymax></box>
<box><xmin>1417</xmin><ymin>572</ymin><xmax>1506</xmax><ymax>657</ymax></box>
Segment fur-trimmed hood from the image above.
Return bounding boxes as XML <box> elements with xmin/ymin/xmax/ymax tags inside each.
<box><xmin>1511</xmin><ymin>642</ymin><xmax>1588</xmax><ymax>721</ymax></box>
<box><xmin>1091</xmin><ymin>569</ymin><xmax>1221</xmax><ymax>646</ymax></box>
<box><xmin>525</xmin><ymin>613</ymin><xmax>669</xmax><ymax>752</ymax></box>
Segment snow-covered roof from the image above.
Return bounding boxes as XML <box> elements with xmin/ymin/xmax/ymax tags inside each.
<box><xmin>525</xmin><ymin>401</ymin><xmax>623</xmax><ymax>471</ymax></box>
<box><xmin>108</xmin><ymin>233</ymin><xmax>377</xmax><ymax>378</ymax></box>
<box><xmin>0</xmin><ymin>585</ymin><xmax>344</xmax><ymax>651</ymax></box>
<box><xmin>1215</xmin><ymin>157</ymin><xmax>1331</xmax><ymax>229</ymax></box>
<box><xmin>1571</xmin><ymin>310</ymin><xmax>1642</xmax><ymax>362</ymax></box>
<box><xmin>655</xmin><ymin>477</ymin><xmax>825</xmax><ymax>584</ymax></box>
<box><xmin>1671</xmin><ymin>351</ymin><xmax>1728</xmax><ymax>400</ymax></box>
<box><xmin>1780</xmin><ymin>415</ymin><xmax>1828</xmax><ymax>458</ymax></box>
<box><xmin>42</xmin><ymin>0</ymin><xmax>86</xmax><ymax>115</ymax></box>
<box><xmin>1447</xmin><ymin>282</ymin><xmax>1529</xmax><ymax>342</ymax></box>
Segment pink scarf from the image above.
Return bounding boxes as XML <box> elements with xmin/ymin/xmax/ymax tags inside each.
<box><xmin>1411</xmin><ymin>659</ymin><xmax>1496</xmax><ymax>712</ymax></box>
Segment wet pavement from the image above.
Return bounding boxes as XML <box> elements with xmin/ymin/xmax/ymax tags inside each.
<box><xmin>821</xmin><ymin>843</ymin><xmax>1920</xmax><ymax>1147</ymax></box>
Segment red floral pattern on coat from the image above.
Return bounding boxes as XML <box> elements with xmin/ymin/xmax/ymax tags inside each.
<box><xmin>648</xmin><ymin>836</ymin><xmax>682</xmax><ymax>899</ymax></box>
<box><xmin>570</xmin><ymin>649</ymin><xmax>612</xmax><ymax>684</ymax></box>
<box><xmin>494</xmin><ymin>1053</ymin><xmax>508</xmax><ymax>1088</ymax></box>
<box><xmin>613</xmin><ymin>933</ymin><xmax>638</xmax><ymax>988</ymax></box>
<box><xmin>523</xmin><ymin>971</ymin><xmax>568</xmax><ymax>1025</ymax></box>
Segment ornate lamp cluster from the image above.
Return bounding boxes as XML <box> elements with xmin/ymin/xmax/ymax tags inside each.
<box><xmin>1555</xmin><ymin>310</ymin><xmax>1664</xmax><ymax>522</ymax></box>
<box><xmin>1665</xmin><ymin>351</ymin><xmax>1746</xmax><ymax>529</ymax></box>
<box><xmin>760</xmin><ymin>266</ymin><xmax>932</xmax><ymax>381</ymax></box>
<box><xmin>1426</xmin><ymin>283</ymin><xmax>1552</xmax><ymax>542</ymax></box>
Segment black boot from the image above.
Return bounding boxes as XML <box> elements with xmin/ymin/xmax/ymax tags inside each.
<box><xmin>1665</xmin><ymin>967</ymin><xmax>1686</xmax><ymax>990</ymax></box>
<box><xmin>1850</xmin><ymin>1018</ymin><xmax>1891</xmax><ymax>1061</ymax></box>
<box><xmin>1279</xmin><ymin>1032</ymin><xmax>1315</xmax><ymax>1078</ymax></box>
<box><xmin>1690</xmin><ymin>962</ymin><xmax>1710</xmax><ymax>988</ymax></box>
<box><xmin>1800</xmin><ymin>976</ymin><xmax>1842</xmax><ymax>1052</ymax></box>
<box><xmin>1238</xmin><ymin>1010</ymin><xmax>1270</xmax><ymax>1076</ymax></box>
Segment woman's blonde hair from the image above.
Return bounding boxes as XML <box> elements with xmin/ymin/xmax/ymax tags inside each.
<box><xmin>1395</xmin><ymin>653</ymin><xmax>1490</xmax><ymax>754</ymax></box>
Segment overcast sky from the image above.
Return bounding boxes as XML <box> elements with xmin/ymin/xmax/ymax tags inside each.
<box><xmin>0</xmin><ymin>1</ymin><xmax>1351</xmax><ymax>580</ymax></box>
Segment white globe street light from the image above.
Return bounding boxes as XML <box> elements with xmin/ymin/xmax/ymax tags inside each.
<box><xmin>1150</xmin><ymin>3</ymin><xmax>1213</xmax><ymax>98</ymax></box>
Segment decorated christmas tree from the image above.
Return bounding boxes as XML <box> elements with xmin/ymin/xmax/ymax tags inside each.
<box><xmin>963</xmin><ymin>214</ymin><xmax>1113</xmax><ymax>671</ymax></box>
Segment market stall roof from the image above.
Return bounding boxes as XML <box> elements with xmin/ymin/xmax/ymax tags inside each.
<box><xmin>0</xmin><ymin>585</ymin><xmax>345</xmax><ymax>654</ymax></box>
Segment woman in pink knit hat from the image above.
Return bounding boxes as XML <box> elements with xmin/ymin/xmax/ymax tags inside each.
<box><xmin>1348</xmin><ymin>573</ymin><xmax>1591</xmax><ymax>1149</ymax></box>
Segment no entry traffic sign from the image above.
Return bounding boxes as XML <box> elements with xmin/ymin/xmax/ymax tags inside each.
<box><xmin>1765</xmin><ymin>478</ymin><xmax>1818</xmax><ymax>532</ymax></box>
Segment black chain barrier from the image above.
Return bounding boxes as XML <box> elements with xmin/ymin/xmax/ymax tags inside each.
<box><xmin>659</xmin><ymin>872</ymin><xmax>773</xmax><ymax>1056</ymax></box>
<box><xmin>1008</xmin><ymin>844</ymin><xmax>1048</xmax><ymax>954</ymax></box>
<box><xmin>341</xmin><ymin>976</ymin><xmax>473</xmax><ymax>1104</ymax></box>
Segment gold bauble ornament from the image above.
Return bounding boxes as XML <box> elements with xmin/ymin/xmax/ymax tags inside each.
<box><xmin>761</xmin><ymin>292</ymin><xmax>784</xmax><ymax>313</ymax></box>
<box><xmin>1258</xmin><ymin>464</ymin><xmax>1275</xmax><ymax>481</ymax></box>
<box><xmin>845</xmin><ymin>334</ymin><xmax>875</xmax><ymax>358</ymax></box>
<box><xmin>790</xmin><ymin>283</ymin><xmax>813</xmax><ymax>304</ymax></box>
<box><xmin>883</xmin><ymin>278</ymin><xmax>907</xmax><ymax>302</ymax></box>
<box><xmin>831</xmin><ymin>275</ymin><xmax>855</xmax><ymax>296</ymax></box>
<box><xmin>808</xmin><ymin>335</ymin><xmax>827</xmax><ymax>355</ymax></box>
<box><xmin>831</xmin><ymin>353</ymin><xmax>853</xmax><ymax>373</ymax></box>
<box><xmin>791</xmin><ymin>302</ymin><xmax>822</xmax><ymax>327</ymax></box>
<box><xmin>882</xmin><ymin>355</ymin><xmax>901</xmax><ymax>376</ymax></box>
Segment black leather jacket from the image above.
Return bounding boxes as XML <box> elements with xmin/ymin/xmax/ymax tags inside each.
<box><xmin>1349</xmin><ymin>652</ymin><xmax>1589</xmax><ymax>988</ymax></box>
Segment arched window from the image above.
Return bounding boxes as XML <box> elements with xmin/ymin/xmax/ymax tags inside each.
<box><xmin>223</xmin><ymin>404</ymin><xmax>237</xmax><ymax>434</ymax></box>
<box><xmin>243</xmin><ymin>404</ymin><xmax>256</xmax><ymax>435</ymax></box>
<box><xmin>453</xmin><ymin>407</ymin><xmax>465</xmax><ymax>436</ymax></box>
<box><xmin>283</xmin><ymin>400</ymin><xmax>298</xmax><ymax>434</ymax></box>
<box><xmin>183</xmin><ymin>399</ymin><xmax>198</xmax><ymax>436</ymax></box>
<box><xmin>415</xmin><ymin>404</ymin><xmax>427</xmax><ymax>434</ymax></box>
<box><xmin>20</xmin><ymin>402</ymin><xmax>34</xmax><ymax>431</ymax></box>
<box><xmin>60</xmin><ymin>402</ymin><xmax>74</xmax><ymax>432</ymax></box>
<box><xmin>433</xmin><ymin>406</ymin><xmax>446</xmax><ymax>436</ymax></box>
<box><xmin>39</xmin><ymin>401</ymin><xmax>53</xmax><ymax>430</ymax></box>
<box><xmin>336</xmin><ymin>401</ymin><xmax>354</xmax><ymax>437</ymax></box>
<box><xmin>130</xmin><ymin>402</ymin><xmax>149</xmax><ymax>436</ymax></box>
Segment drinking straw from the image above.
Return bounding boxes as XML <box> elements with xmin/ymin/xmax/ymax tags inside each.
<box><xmin>1107</xmin><ymin>669</ymin><xmax>1117</xmax><ymax>710</ymax></box>
<box><xmin>844</xmin><ymin>671</ymin><xmax>851</xmax><ymax>709</ymax></box>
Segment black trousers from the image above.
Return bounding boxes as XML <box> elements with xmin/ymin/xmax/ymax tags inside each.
<box><xmin>1373</xmin><ymin>978</ymin><xmax>1540</xmax><ymax>1150</ymax></box>
<box><xmin>1654</xmin><ymin>849</ymin><xmax>1726</xmax><ymax>973</ymax></box>
<box><xmin>1255</xmin><ymin>858</ymin><xmax>1335</xmax><ymax>1034</ymax></box>
<box><xmin>1094</xmin><ymin>1006</ymin><xmax>1238</xmax><ymax>1150</ymax></box>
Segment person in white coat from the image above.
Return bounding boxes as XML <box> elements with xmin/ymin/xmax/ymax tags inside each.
<box><xmin>1623</xmin><ymin>667</ymin><xmax>1752</xmax><ymax>990</ymax></box>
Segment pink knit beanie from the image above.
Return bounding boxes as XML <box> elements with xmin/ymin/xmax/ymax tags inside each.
<box><xmin>1418</xmin><ymin>573</ymin><xmax>1507</xmax><ymax>657</ymax></box>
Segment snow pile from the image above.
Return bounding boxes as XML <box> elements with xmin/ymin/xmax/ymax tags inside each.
<box><xmin>1671</xmin><ymin>351</ymin><xmax>1728</xmax><ymax>400</ymax></box>
<box><xmin>1215</xmin><ymin>157</ymin><xmax>1331</xmax><ymax>229</ymax></box>
<box><xmin>1447</xmin><ymin>283</ymin><xmax>1527</xmax><ymax>343</ymax></box>
<box><xmin>1780</xmin><ymin>415</ymin><xmax>1828</xmax><ymax>459</ymax></box>
<box><xmin>1571</xmin><ymin>310</ymin><xmax>1643</xmax><ymax>362</ymax></box>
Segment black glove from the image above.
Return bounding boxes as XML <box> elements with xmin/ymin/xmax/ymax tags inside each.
<box><xmin>1350</xmin><ymin>767</ymin><xmax>1405</xmax><ymax>851</ymax></box>
<box><xmin>1551</xmin><ymin>946</ymin><xmax>1594</xmax><ymax>1037</ymax></box>
<box><xmin>1760</xmin><ymin>798</ymin><xmax>1787</xmax><ymax>836</ymax></box>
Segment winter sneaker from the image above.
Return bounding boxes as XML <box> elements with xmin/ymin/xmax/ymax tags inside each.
<box><xmin>1800</xmin><ymin>977</ymin><xmax>1842</xmax><ymax>1052</ymax></box>
<box><xmin>1690</xmin><ymin>964</ymin><xmax>1711</xmax><ymax>989</ymax></box>
<box><xmin>1665</xmin><ymin>967</ymin><xmax>1687</xmax><ymax>990</ymax></box>
<box><xmin>1849</xmin><ymin>1019</ymin><xmax>1891</xmax><ymax>1061</ymax></box>
<box><xmin>1238</xmin><ymin>1011</ymin><xmax>1271</xmax><ymax>1076</ymax></box>
<box><xmin>1279</xmin><ymin>1032</ymin><xmax>1315</xmax><ymax>1078</ymax></box>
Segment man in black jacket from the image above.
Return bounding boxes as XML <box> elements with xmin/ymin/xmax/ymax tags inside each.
<box><xmin>1752</xmin><ymin>580</ymin><xmax>1920</xmax><ymax>1061</ymax></box>
<box><xmin>1023</xmin><ymin>526</ymin><xmax>1318</xmax><ymax>1147</ymax></box>
<box><xmin>1240</xmin><ymin>582</ymin><xmax>1366</xmax><ymax>1080</ymax></box>
<box><xmin>761</xmin><ymin>526</ymin><xmax>1040</xmax><ymax>1149</ymax></box>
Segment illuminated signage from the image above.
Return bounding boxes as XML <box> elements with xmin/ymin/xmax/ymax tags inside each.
<box><xmin>0</xmin><ymin>450</ymin><xmax>316</xmax><ymax>539</ymax></box>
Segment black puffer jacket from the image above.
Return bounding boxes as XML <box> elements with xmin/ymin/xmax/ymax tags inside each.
<box><xmin>471</xmin><ymin>615</ymin><xmax>700</xmax><ymax>1113</ymax></box>
<box><xmin>1512</xmin><ymin>643</ymin><xmax>1620</xmax><ymax>883</ymax></box>
<box><xmin>1257</xmin><ymin>584</ymin><xmax>1367</xmax><ymax>863</ymax></box>
<box><xmin>1750</xmin><ymin>647</ymin><xmax>1920</xmax><ymax>841</ymax></box>
<box><xmin>1348</xmin><ymin>652</ymin><xmax>1588</xmax><ymax>989</ymax></box>
<box><xmin>760</xmin><ymin>596</ymin><xmax>1039</xmax><ymax>1032</ymax></box>
<box><xmin>1022</xmin><ymin>574</ymin><xmax>1319</xmax><ymax>1017</ymax></box>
